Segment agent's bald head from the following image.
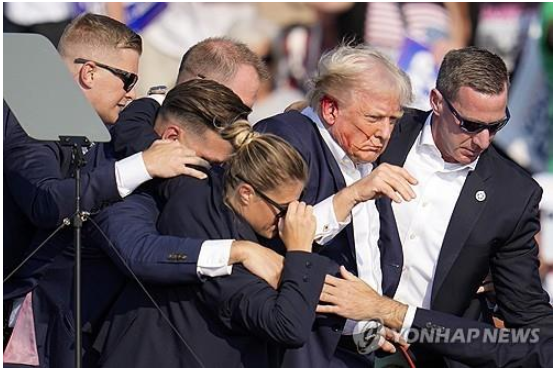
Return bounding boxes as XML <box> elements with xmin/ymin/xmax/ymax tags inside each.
<box><xmin>177</xmin><ymin>37</ymin><xmax>268</xmax><ymax>107</ymax></box>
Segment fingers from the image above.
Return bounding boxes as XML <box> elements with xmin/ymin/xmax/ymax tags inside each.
<box><xmin>398</xmin><ymin>167</ymin><xmax>418</xmax><ymax>185</ymax></box>
<box><xmin>181</xmin><ymin>155</ymin><xmax>210</xmax><ymax>169</ymax></box>
<box><xmin>386</xmin><ymin>171</ymin><xmax>416</xmax><ymax>201</ymax></box>
<box><xmin>374</xmin><ymin>165</ymin><xmax>417</xmax><ymax>203</ymax></box>
<box><xmin>339</xmin><ymin>265</ymin><xmax>358</xmax><ymax>281</ymax></box>
<box><xmin>181</xmin><ymin>167</ymin><xmax>208</xmax><ymax>180</ymax></box>
<box><xmin>316</xmin><ymin>304</ymin><xmax>339</xmax><ymax>314</ymax></box>
<box><xmin>324</xmin><ymin>274</ymin><xmax>344</xmax><ymax>287</ymax></box>
<box><xmin>378</xmin><ymin>338</ymin><xmax>397</xmax><ymax>354</ymax></box>
<box><xmin>321</xmin><ymin>282</ymin><xmax>341</xmax><ymax>298</ymax></box>
<box><xmin>286</xmin><ymin>200</ymin><xmax>299</xmax><ymax>217</ymax></box>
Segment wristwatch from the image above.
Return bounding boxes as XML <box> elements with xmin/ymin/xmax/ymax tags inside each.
<box><xmin>147</xmin><ymin>85</ymin><xmax>168</xmax><ymax>95</ymax></box>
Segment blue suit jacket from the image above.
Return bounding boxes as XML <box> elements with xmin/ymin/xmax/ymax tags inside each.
<box><xmin>94</xmin><ymin>168</ymin><xmax>338</xmax><ymax>367</ymax></box>
<box><xmin>411</xmin><ymin>308</ymin><xmax>553</xmax><ymax>367</ymax></box>
<box><xmin>379</xmin><ymin>109</ymin><xmax>553</xmax><ymax>366</ymax></box>
<box><xmin>254</xmin><ymin>111</ymin><xmax>403</xmax><ymax>297</ymax></box>
<box><xmin>3</xmin><ymin>99</ymin><xmax>204</xmax><ymax>367</ymax></box>
<box><xmin>3</xmin><ymin>119</ymin><xmax>124</xmax><ymax>366</ymax></box>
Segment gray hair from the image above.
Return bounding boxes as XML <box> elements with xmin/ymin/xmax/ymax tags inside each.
<box><xmin>307</xmin><ymin>43</ymin><xmax>413</xmax><ymax>111</ymax></box>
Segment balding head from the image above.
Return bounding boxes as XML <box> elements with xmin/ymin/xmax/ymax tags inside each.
<box><xmin>177</xmin><ymin>37</ymin><xmax>269</xmax><ymax>107</ymax></box>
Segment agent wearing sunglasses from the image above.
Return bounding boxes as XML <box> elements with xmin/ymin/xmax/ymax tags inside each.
<box><xmin>317</xmin><ymin>46</ymin><xmax>552</xmax><ymax>367</ymax></box>
<box><xmin>4</xmin><ymin>14</ymin><xmax>220</xmax><ymax>368</ymax></box>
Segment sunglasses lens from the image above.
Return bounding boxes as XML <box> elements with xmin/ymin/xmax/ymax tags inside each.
<box><xmin>462</xmin><ymin>120</ymin><xmax>506</xmax><ymax>134</ymax></box>
<box><xmin>124</xmin><ymin>75</ymin><xmax>138</xmax><ymax>92</ymax></box>
<box><xmin>461</xmin><ymin>121</ymin><xmax>482</xmax><ymax>133</ymax></box>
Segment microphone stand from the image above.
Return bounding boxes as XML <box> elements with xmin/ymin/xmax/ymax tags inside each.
<box><xmin>60</xmin><ymin>135</ymin><xmax>91</xmax><ymax>368</ymax></box>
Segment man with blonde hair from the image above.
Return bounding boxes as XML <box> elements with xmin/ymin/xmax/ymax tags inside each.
<box><xmin>255</xmin><ymin>43</ymin><xmax>417</xmax><ymax>367</ymax></box>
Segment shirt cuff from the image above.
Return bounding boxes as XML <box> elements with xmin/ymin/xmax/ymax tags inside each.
<box><xmin>147</xmin><ymin>93</ymin><xmax>166</xmax><ymax>105</ymax></box>
<box><xmin>114</xmin><ymin>152</ymin><xmax>153</xmax><ymax>198</ymax></box>
<box><xmin>313</xmin><ymin>195</ymin><xmax>351</xmax><ymax>245</ymax></box>
<box><xmin>400</xmin><ymin>305</ymin><xmax>417</xmax><ymax>340</ymax></box>
<box><xmin>197</xmin><ymin>239</ymin><xmax>234</xmax><ymax>278</ymax></box>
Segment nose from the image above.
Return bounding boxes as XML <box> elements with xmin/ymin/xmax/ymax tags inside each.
<box><xmin>374</xmin><ymin>118</ymin><xmax>393</xmax><ymax>142</ymax></box>
<box><xmin>472</xmin><ymin>128</ymin><xmax>493</xmax><ymax>150</ymax></box>
<box><xmin>125</xmin><ymin>87</ymin><xmax>137</xmax><ymax>101</ymax></box>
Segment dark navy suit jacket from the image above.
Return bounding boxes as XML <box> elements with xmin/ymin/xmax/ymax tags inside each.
<box><xmin>379</xmin><ymin>109</ymin><xmax>553</xmax><ymax>366</ymax></box>
<box><xmin>3</xmin><ymin>99</ymin><xmax>205</xmax><ymax>367</ymax></box>
<box><xmin>94</xmin><ymin>168</ymin><xmax>338</xmax><ymax>367</ymax></box>
<box><xmin>411</xmin><ymin>308</ymin><xmax>553</xmax><ymax>367</ymax></box>
<box><xmin>254</xmin><ymin>111</ymin><xmax>403</xmax><ymax>297</ymax></box>
<box><xmin>3</xmin><ymin>109</ymin><xmax>123</xmax><ymax>366</ymax></box>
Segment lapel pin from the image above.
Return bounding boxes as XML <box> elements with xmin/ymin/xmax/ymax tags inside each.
<box><xmin>475</xmin><ymin>190</ymin><xmax>486</xmax><ymax>202</ymax></box>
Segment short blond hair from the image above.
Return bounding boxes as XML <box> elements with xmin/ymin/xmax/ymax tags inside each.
<box><xmin>58</xmin><ymin>13</ymin><xmax>142</xmax><ymax>58</ymax></box>
<box><xmin>308</xmin><ymin>43</ymin><xmax>412</xmax><ymax>111</ymax></box>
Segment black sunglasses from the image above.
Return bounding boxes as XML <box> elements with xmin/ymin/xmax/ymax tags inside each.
<box><xmin>236</xmin><ymin>175</ymin><xmax>289</xmax><ymax>219</ymax></box>
<box><xmin>74</xmin><ymin>58</ymin><xmax>138</xmax><ymax>92</ymax></box>
<box><xmin>442</xmin><ymin>95</ymin><xmax>510</xmax><ymax>135</ymax></box>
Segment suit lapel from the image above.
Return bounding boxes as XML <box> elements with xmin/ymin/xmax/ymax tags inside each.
<box><xmin>306</xmin><ymin>118</ymin><xmax>361</xmax><ymax>273</ymax></box>
<box><xmin>431</xmin><ymin>151</ymin><xmax>493</xmax><ymax>305</ymax></box>
<box><xmin>308</xmin><ymin>118</ymin><xmax>347</xmax><ymax>192</ymax></box>
<box><xmin>380</xmin><ymin>109</ymin><xmax>428</xmax><ymax>167</ymax></box>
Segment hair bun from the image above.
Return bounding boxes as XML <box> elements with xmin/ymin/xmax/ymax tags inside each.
<box><xmin>238</xmin><ymin>131</ymin><xmax>258</xmax><ymax>148</ymax></box>
<box><xmin>220</xmin><ymin>119</ymin><xmax>259</xmax><ymax>150</ymax></box>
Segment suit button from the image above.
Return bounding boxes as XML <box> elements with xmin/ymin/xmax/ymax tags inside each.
<box><xmin>305</xmin><ymin>261</ymin><xmax>312</xmax><ymax>268</ymax></box>
<box><xmin>303</xmin><ymin>275</ymin><xmax>309</xmax><ymax>282</ymax></box>
<box><xmin>168</xmin><ymin>254</ymin><xmax>177</xmax><ymax>260</ymax></box>
<box><xmin>332</xmin><ymin>324</ymin><xmax>342</xmax><ymax>332</ymax></box>
<box><xmin>425</xmin><ymin>322</ymin><xmax>433</xmax><ymax>329</ymax></box>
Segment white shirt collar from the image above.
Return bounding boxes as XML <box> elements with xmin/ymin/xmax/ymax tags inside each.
<box><xmin>302</xmin><ymin>107</ymin><xmax>374</xmax><ymax>174</ymax></box>
<box><xmin>419</xmin><ymin>113</ymin><xmax>479</xmax><ymax>172</ymax></box>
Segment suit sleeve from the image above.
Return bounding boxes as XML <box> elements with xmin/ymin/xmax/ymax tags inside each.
<box><xmin>411</xmin><ymin>308</ymin><xmax>553</xmax><ymax>367</ymax></box>
<box><xmin>490</xmin><ymin>186</ymin><xmax>553</xmax><ymax>329</ymax></box>
<box><xmin>4</xmin><ymin>111</ymin><xmax>120</xmax><ymax>229</ymax></box>
<box><xmin>90</xmin><ymin>192</ymin><xmax>203</xmax><ymax>284</ymax></box>
<box><xmin>111</xmin><ymin>98</ymin><xmax>161</xmax><ymax>159</ymax></box>
<box><xmin>202</xmin><ymin>252</ymin><xmax>334</xmax><ymax>347</ymax></box>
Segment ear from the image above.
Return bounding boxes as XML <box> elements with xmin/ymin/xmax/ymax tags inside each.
<box><xmin>237</xmin><ymin>183</ymin><xmax>255</xmax><ymax>206</ymax></box>
<box><xmin>429</xmin><ymin>89</ymin><xmax>443</xmax><ymax>116</ymax></box>
<box><xmin>320</xmin><ymin>96</ymin><xmax>339</xmax><ymax>126</ymax></box>
<box><xmin>78</xmin><ymin>61</ymin><xmax>96</xmax><ymax>90</ymax></box>
<box><xmin>160</xmin><ymin>124</ymin><xmax>182</xmax><ymax>141</ymax></box>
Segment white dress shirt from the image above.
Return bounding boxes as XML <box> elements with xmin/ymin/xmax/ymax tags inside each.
<box><xmin>302</xmin><ymin>108</ymin><xmax>383</xmax><ymax>335</ymax></box>
<box><xmin>392</xmin><ymin>114</ymin><xmax>478</xmax><ymax>334</ymax></box>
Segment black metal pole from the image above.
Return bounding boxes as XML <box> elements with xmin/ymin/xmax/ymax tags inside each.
<box><xmin>73</xmin><ymin>145</ymin><xmax>83</xmax><ymax>368</ymax></box>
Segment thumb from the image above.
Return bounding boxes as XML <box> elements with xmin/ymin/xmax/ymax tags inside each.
<box><xmin>277</xmin><ymin>217</ymin><xmax>285</xmax><ymax>236</ymax></box>
<box><xmin>340</xmin><ymin>265</ymin><xmax>358</xmax><ymax>281</ymax></box>
<box><xmin>152</xmin><ymin>138</ymin><xmax>173</xmax><ymax>145</ymax></box>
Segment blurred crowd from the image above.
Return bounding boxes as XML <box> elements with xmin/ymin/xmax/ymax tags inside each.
<box><xmin>4</xmin><ymin>1</ymin><xmax>552</xmax><ymax>300</ymax></box>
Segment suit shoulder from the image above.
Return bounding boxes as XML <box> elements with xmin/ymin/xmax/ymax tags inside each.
<box><xmin>254</xmin><ymin>111</ymin><xmax>317</xmax><ymax>138</ymax></box>
<box><xmin>486</xmin><ymin>147</ymin><xmax>541</xmax><ymax>192</ymax></box>
<box><xmin>398</xmin><ymin>108</ymin><xmax>429</xmax><ymax>130</ymax></box>
<box><xmin>157</xmin><ymin>170</ymin><xmax>214</xmax><ymax>204</ymax></box>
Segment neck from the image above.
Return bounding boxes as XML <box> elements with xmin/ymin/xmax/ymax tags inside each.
<box><xmin>430</xmin><ymin>115</ymin><xmax>458</xmax><ymax>164</ymax></box>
